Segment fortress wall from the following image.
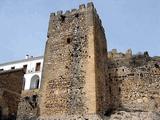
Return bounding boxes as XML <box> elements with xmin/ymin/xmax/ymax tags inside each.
<box><xmin>40</xmin><ymin>4</ymin><xmax>90</xmax><ymax>117</ymax></box>
<box><xmin>108</xmin><ymin>59</ymin><xmax>160</xmax><ymax>112</ymax></box>
<box><xmin>92</xmin><ymin>9</ymin><xmax>110</xmax><ymax>114</ymax></box>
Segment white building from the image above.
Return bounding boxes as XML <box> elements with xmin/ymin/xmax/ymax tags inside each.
<box><xmin>0</xmin><ymin>56</ymin><xmax>44</xmax><ymax>90</ymax></box>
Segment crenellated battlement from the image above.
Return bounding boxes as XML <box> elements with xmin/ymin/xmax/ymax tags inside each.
<box><xmin>108</xmin><ymin>49</ymin><xmax>133</xmax><ymax>60</ymax></box>
<box><xmin>47</xmin><ymin>2</ymin><xmax>105</xmax><ymax>40</ymax></box>
<box><xmin>50</xmin><ymin>2</ymin><xmax>94</xmax><ymax>17</ymax></box>
<box><xmin>49</xmin><ymin>2</ymin><xmax>103</xmax><ymax>28</ymax></box>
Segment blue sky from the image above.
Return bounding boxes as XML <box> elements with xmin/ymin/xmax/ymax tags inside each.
<box><xmin>0</xmin><ymin>0</ymin><xmax>160</xmax><ymax>63</ymax></box>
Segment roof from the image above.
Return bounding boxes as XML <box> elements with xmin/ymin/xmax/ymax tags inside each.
<box><xmin>0</xmin><ymin>56</ymin><xmax>44</xmax><ymax>67</ymax></box>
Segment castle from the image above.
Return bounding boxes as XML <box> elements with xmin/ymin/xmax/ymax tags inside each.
<box><xmin>0</xmin><ymin>2</ymin><xmax>160</xmax><ymax>120</ymax></box>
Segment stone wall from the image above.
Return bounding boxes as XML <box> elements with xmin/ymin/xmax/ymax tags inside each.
<box><xmin>0</xmin><ymin>69</ymin><xmax>24</xmax><ymax>120</ymax></box>
<box><xmin>108</xmin><ymin>49</ymin><xmax>132</xmax><ymax>60</ymax></box>
<box><xmin>108</xmin><ymin>54</ymin><xmax>160</xmax><ymax>113</ymax></box>
<box><xmin>39</xmin><ymin>2</ymin><xmax>109</xmax><ymax>119</ymax></box>
<box><xmin>93</xmin><ymin>9</ymin><xmax>109</xmax><ymax>114</ymax></box>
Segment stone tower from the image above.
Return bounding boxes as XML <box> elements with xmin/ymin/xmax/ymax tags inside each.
<box><xmin>39</xmin><ymin>2</ymin><xmax>109</xmax><ymax>119</ymax></box>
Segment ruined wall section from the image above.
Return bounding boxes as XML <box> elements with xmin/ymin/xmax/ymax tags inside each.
<box><xmin>108</xmin><ymin>49</ymin><xmax>132</xmax><ymax>60</ymax></box>
<box><xmin>108</xmin><ymin>59</ymin><xmax>160</xmax><ymax>112</ymax></box>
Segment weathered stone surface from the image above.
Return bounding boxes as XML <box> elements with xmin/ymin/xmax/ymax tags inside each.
<box><xmin>0</xmin><ymin>69</ymin><xmax>24</xmax><ymax>120</ymax></box>
<box><xmin>39</xmin><ymin>2</ymin><xmax>109</xmax><ymax>119</ymax></box>
<box><xmin>108</xmin><ymin>50</ymin><xmax>160</xmax><ymax>115</ymax></box>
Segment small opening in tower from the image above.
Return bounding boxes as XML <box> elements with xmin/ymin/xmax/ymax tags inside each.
<box><xmin>77</xmin><ymin>26</ymin><xmax>80</xmax><ymax>29</ymax></box>
<box><xmin>65</xmin><ymin>66</ymin><xmax>69</xmax><ymax>69</ymax></box>
<box><xmin>75</xmin><ymin>13</ymin><xmax>79</xmax><ymax>18</ymax></box>
<box><xmin>60</xmin><ymin>15</ymin><xmax>66</xmax><ymax>22</ymax></box>
<box><xmin>119</xmin><ymin>87</ymin><xmax>121</xmax><ymax>92</ymax></box>
<box><xmin>140</xmin><ymin>73</ymin><xmax>143</xmax><ymax>77</ymax></box>
<box><xmin>67</xmin><ymin>38</ymin><xmax>71</xmax><ymax>44</ymax></box>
